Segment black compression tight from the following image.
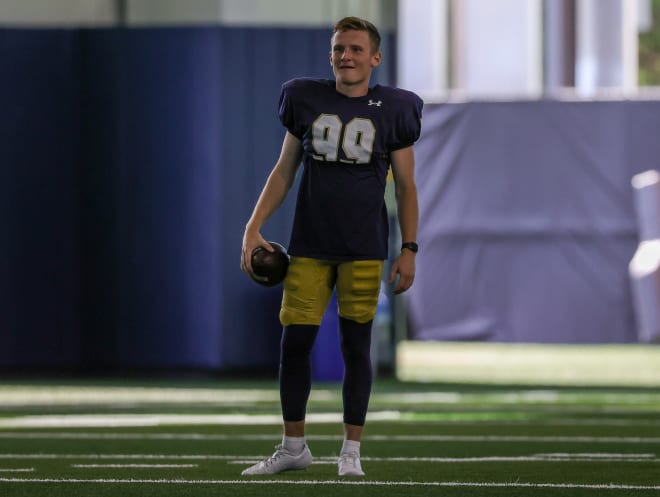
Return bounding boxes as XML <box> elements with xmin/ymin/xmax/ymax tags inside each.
<box><xmin>339</xmin><ymin>317</ymin><xmax>373</xmax><ymax>426</ymax></box>
<box><xmin>279</xmin><ymin>325</ymin><xmax>319</xmax><ymax>422</ymax></box>
<box><xmin>279</xmin><ymin>319</ymin><xmax>373</xmax><ymax>426</ymax></box>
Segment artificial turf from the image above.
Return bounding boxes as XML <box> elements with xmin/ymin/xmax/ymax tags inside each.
<box><xmin>0</xmin><ymin>378</ymin><xmax>659</xmax><ymax>496</ymax></box>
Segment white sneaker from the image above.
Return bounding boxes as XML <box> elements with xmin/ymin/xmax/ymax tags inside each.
<box><xmin>241</xmin><ymin>445</ymin><xmax>313</xmax><ymax>475</ymax></box>
<box><xmin>338</xmin><ymin>451</ymin><xmax>365</xmax><ymax>476</ymax></box>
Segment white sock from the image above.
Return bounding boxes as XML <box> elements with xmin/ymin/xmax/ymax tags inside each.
<box><xmin>282</xmin><ymin>435</ymin><xmax>306</xmax><ymax>455</ymax></box>
<box><xmin>341</xmin><ymin>439</ymin><xmax>361</xmax><ymax>456</ymax></box>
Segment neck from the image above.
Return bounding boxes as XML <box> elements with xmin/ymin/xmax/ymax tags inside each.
<box><xmin>335</xmin><ymin>80</ymin><xmax>370</xmax><ymax>98</ymax></box>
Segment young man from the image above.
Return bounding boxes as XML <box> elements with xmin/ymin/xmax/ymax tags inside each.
<box><xmin>240</xmin><ymin>16</ymin><xmax>422</xmax><ymax>477</ymax></box>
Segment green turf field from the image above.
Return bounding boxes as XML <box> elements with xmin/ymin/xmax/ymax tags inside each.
<box><xmin>1</xmin><ymin>366</ymin><xmax>659</xmax><ymax>497</ymax></box>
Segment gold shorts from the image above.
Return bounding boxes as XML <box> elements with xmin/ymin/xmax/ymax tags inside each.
<box><xmin>280</xmin><ymin>257</ymin><xmax>384</xmax><ymax>326</ymax></box>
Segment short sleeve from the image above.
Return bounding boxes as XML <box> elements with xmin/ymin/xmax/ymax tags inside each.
<box><xmin>278</xmin><ymin>81</ymin><xmax>305</xmax><ymax>139</ymax></box>
<box><xmin>390</xmin><ymin>92</ymin><xmax>423</xmax><ymax>151</ymax></box>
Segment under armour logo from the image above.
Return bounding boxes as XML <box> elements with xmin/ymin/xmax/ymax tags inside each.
<box><xmin>368</xmin><ymin>99</ymin><xmax>382</xmax><ymax>107</ymax></box>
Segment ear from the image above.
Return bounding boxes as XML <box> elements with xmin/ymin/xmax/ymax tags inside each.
<box><xmin>371</xmin><ymin>50</ymin><xmax>382</xmax><ymax>68</ymax></box>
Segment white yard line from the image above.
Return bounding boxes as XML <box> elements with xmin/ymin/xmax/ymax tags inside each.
<box><xmin>536</xmin><ymin>452</ymin><xmax>655</xmax><ymax>459</ymax></box>
<box><xmin>1</xmin><ymin>431</ymin><xmax>660</xmax><ymax>443</ymax></box>
<box><xmin>0</xmin><ymin>454</ymin><xmax>238</xmax><ymax>460</ymax></box>
<box><xmin>0</xmin><ymin>412</ymin><xmax>400</xmax><ymax>428</ymax></box>
<box><xmin>0</xmin><ymin>453</ymin><xmax>657</xmax><ymax>463</ymax></box>
<box><xmin>0</xmin><ymin>477</ymin><xmax>659</xmax><ymax>490</ymax></box>
<box><xmin>0</xmin><ymin>469</ymin><xmax>34</xmax><ymax>473</ymax></box>
<box><xmin>72</xmin><ymin>464</ymin><xmax>198</xmax><ymax>468</ymax></box>
<box><xmin>1</xmin><ymin>411</ymin><xmax>659</xmax><ymax>428</ymax></box>
<box><xmin>231</xmin><ymin>455</ymin><xmax>660</xmax><ymax>464</ymax></box>
<box><xmin>0</xmin><ymin>387</ymin><xmax>283</xmax><ymax>406</ymax></box>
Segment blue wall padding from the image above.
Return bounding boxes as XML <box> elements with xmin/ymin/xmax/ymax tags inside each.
<box><xmin>1</xmin><ymin>26</ymin><xmax>352</xmax><ymax>370</ymax></box>
<box><xmin>80</xmin><ymin>29</ymin><xmax>227</xmax><ymax>368</ymax></box>
<box><xmin>408</xmin><ymin>101</ymin><xmax>660</xmax><ymax>343</ymax></box>
<box><xmin>0</xmin><ymin>30</ymin><xmax>82</xmax><ymax>368</ymax></box>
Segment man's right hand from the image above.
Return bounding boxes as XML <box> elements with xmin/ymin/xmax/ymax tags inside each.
<box><xmin>241</xmin><ymin>229</ymin><xmax>273</xmax><ymax>275</ymax></box>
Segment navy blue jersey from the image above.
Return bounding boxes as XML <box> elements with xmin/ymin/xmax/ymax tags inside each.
<box><xmin>279</xmin><ymin>78</ymin><xmax>423</xmax><ymax>260</ymax></box>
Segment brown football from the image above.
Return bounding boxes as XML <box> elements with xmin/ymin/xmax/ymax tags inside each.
<box><xmin>250</xmin><ymin>241</ymin><xmax>290</xmax><ymax>287</ymax></box>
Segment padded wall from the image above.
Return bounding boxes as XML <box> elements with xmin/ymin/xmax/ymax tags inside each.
<box><xmin>1</xmin><ymin>26</ymin><xmax>349</xmax><ymax>370</ymax></box>
<box><xmin>0</xmin><ymin>30</ymin><xmax>82</xmax><ymax>368</ymax></box>
<box><xmin>408</xmin><ymin>101</ymin><xmax>660</xmax><ymax>343</ymax></box>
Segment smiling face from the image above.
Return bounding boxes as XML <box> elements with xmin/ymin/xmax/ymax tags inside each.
<box><xmin>330</xmin><ymin>29</ymin><xmax>382</xmax><ymax>97</ymax></box>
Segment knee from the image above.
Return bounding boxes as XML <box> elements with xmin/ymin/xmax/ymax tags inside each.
<box><xmin>280</xmin><ymin>325</ymin><xmax>319</xmax><ymax>363</ymax></box>
<box><xmin>339</xmin><ymin>318</ymin><xmax>372</xmax><ymax>362</ymax></box>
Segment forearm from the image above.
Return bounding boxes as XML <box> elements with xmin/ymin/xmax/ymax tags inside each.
<box><xmin>389</xmin><ymin>145</ymin><xmax>418</xmax><ymax>244</ymax></box>
<box><xmin>241</xmin><ymin>132</ymin><xmax>301</xmax><ymax>274</ymax></box>
<box><xmin>396</xmin><ymin>183</ymin><xmax>419</xmax><ymax>244</ymax></box>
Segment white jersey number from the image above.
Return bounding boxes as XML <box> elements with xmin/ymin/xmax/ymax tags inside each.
<box><xmin>311</xmin><ymin>114</ymin><xmax>375</xmax><ymax>164</ymax></box>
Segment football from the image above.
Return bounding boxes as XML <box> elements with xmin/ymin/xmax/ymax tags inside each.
<box><xmin>250</xmin><ymin>241</ymin><xmax>290</xmax><ymax>287</ymax></box>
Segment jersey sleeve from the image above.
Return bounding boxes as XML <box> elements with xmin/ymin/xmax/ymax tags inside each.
<box><xmin>278</xmin><ymin>80</ymin><xmax>306</xmax><ymax>139</ymax></box>
<box><xmin>389</xmin><ymin>92</ymin><xmax>424</xmax><ymax>151</ymax></box>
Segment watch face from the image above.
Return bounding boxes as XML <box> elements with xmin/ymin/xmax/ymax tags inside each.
<box><xmin>402</xmin><ymin>242</ymin><xmax>418</xmax><ymax>253</ymax></box>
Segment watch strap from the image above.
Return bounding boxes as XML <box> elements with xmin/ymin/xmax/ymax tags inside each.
<box><xmin>401</xmin><ymin>242</ymin><xmax>419</xmax><ymax>253</ymax></box>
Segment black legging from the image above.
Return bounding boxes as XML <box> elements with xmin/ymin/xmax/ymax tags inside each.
<box><xmin>279</xmin><ymin>319</ymin><xmax>373</xmax><ymax>425</ymax></box>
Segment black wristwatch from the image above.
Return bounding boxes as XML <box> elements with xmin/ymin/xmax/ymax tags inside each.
<box><xmin>401</xmin><ymin>242</ymin><xmax>419</xmax><ymax>253</ymax></box>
